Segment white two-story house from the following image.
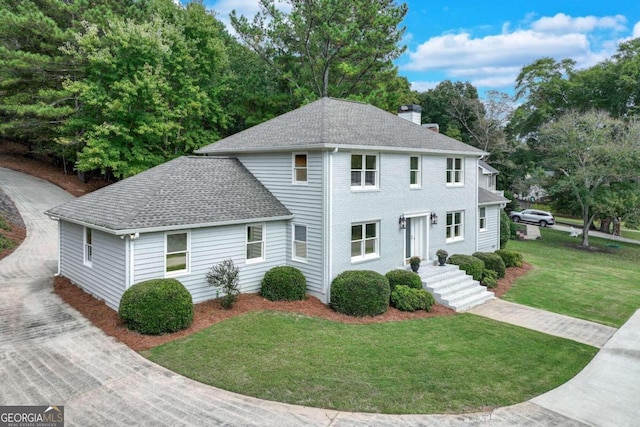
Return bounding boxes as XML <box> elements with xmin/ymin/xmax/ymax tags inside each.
<box><xmin>46</xmin><ymin>98</ymin><xmax>507</xmax><ymax>311</ymax></box>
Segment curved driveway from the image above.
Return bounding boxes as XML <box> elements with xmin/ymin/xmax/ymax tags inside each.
<box><xmin>1</xmin><ymin>167</ymin><xmax>639</xmax><ymax>426</ymax></box>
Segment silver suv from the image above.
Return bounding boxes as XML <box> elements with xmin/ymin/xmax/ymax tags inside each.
<box><xmin>509</xmin><ymin>209</ymin><xmax>555</xmax><ymax>227</ymax></box>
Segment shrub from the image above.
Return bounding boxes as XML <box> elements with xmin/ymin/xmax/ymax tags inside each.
<box><xmin>495</xmin><ymin>249</ymin><xmax>524</xmax><ymax>268</ymax></box>
<box><xmin>500</xmin><ymin>209</ymin><xmax>510</xmax><ymax>248</ymax></box>
<box><xmin>206</xmin><ymin>259</ymin><xmax>240</xmax><ymax>309</ymax></box>
<box><xmin>391</xmin><ymin>285</ymin><xmax>435</xmax><ymax>312</ymax></box>
<box><xmin>472</xmin><ymin>252</ymin><xmax>506</xmax><ymax>278</ymax></box>
<box><xmin>409</xmin><ymin>256</ymin><xmax>421</xmax><ymax>272</ymax></box>
<box><xmin>385</xmin><ymin>269</ymin><xmax>422</xmax><ymax>294</ymax></box>
<box><xmin>447</xmin><ymin>254</ymin><xmax>484</xmax><ymax>281</ymax></box>
<box><xmin>261</xmin><ymin>266</ymin><xmax>306</xmax><ymax>301</ymax></box>
<box><xmin>330</xmin><ymin>270</ymin><xmax>389</xmax><ymax>317</ymax></box>
<box><xmin>481</xmin><ymin>269</ymin><xmax>498</xmax><ymax>289</ymax></box>
<box><xmin>119</xmin><ymin>278</ymin><xmax>193</xmax><ymax>335</ymax></box>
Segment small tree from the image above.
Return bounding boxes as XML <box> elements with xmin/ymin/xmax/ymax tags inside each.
<box><xmin>206</xmin><ymin>259</ymin><xmax>240</xmax><ymax>309</ymax></box>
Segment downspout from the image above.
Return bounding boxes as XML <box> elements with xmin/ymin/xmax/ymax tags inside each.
<box><xmin>56</xmin><ymin>219</ymin><xmax>61</xmax><ymax>276</ymax></box>
<box><xmin>128</xmin><ymin>232</ymin><xmax>139</xmax><ymax>288</ymax></box>
<box><xmin>327</xmin><ymin>147</ymin><xmax>338</xmax><ymax>301</ymax></box>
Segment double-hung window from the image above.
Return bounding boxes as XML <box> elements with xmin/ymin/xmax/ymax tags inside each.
<box><xmin>351</xmin><ymin>154</ymin><xmax>378</xmax><ymax>189</ymax></box>
<box><xmin>410</xmin><ymin>156</ymin><xmax>421</xmax><ymax>187</ymax></box>
<box><xmin>351</xmin><ymin>222</ymin><xmax>378</xmax><ymax>261</ymax></box>
<box><xmin>446</xmin><ymin>211</ymin><xmax>464</xmax><ymax>242</ymax></box>
<box><xmin>84</xmin><ymin>227</ymin><xmax>93</xmax><ymax>267</ymax></box>
<box><xmin>246</xmin><ymin>224</ymin><xmax>265</xmax><ymax>262</ymax></box>
<box><xmin>166</xmin><ymin>231</ymin><xmax>189</xmax><ymax>275</ymax></box>
<box><xmin>479</xmin><ymin>207</ymin><xmax>487</xmax><ymax>231</ymax></box>
<box><xmin>292</xmin><ymin>224</ymin><xmax>307</xmax><ymax>261</ymax></box>
<box><xmin>293</xmin><ymin>153</ymin><xmax>307</xmax><ymax>184</ymax></box>
<box><xmin>446</xmin><ymin>157</ymin><xmax>464</xmax><ymax>185</ymax></box>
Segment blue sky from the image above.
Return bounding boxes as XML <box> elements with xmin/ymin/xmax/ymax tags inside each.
<box><xmin>204</xmin><ymin>1</ymin><xmax>640</xmax><ymax>95</ymax></box>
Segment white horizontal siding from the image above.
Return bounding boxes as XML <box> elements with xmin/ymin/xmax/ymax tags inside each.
<box><xmin>132</xmin><ymin>221</ymin><xmax>288</xmax><ymax>304</ymax></box>
<box><xmin>59</xmin><ymin>221</ymin><xmax>126</xmax><ymax>310</ymax></box>
<box><xmin>477</xmin><ymin>206</ymin><xmax>500</xmax><ymax>253</ymax></box>
<box><xmin>238</xmin><ymin>153</ymin><xmax>325</xmax><ymax>296</ymax></box>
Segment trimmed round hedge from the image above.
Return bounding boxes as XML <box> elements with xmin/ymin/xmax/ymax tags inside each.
<box><xmin>330</xmin><ymin>270</ymin><xmax>390</xmax><ymax>317</ymax></box>
<box><xmin>495</xmin><ymin>249</ymin><xmax>524</xmax><ymax>268</ymax></box>
<box><xmin>473</xmin><ymin>252</ymin><xmax>506</xmax><ymax>278</ymax></box>
<box><xmin>261</xmin><ymin>266</ymin><xmax>307</xmax><ymax>301</ymax></box>
<box><xmin>385</xmin><ymin>269</ymin><xmax>423</xmax><ymax>294</ymax></box>
<box><xmin>119</xmin><ymin>278</ymin><xmax>193</xmax><ymax>335</ymax></box>
<box><xmin>391</xmin><ymin>285</ymin><xmax>435</xmax><ymax>312</ymax></box>
<box><xmin>447</xmin><ymin>254</ymin><xmax>485</xmax><ymax>281</ymax></box>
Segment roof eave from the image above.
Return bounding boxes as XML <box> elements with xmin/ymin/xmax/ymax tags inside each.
<box><xmin>48</xmin><ymin>214</ymin><xmax>295</xmax><ymax>236</ymax></box>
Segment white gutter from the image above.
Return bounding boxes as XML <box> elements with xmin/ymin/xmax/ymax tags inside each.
<box><xmin>47</xmin><ymin>214</ymin><xmax>294</xmax><ymax>236</ymax></box>
<box><xmin>55</xmin><ymin>218</ymin><xmax>61</xmax><ymax>276</ymax></box>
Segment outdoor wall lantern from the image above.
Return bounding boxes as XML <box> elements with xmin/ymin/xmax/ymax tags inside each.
<box><xmin>399</xmin><ymin>214</ymin><xmax>406</xmax><ymax>230</ymax></box>
<box><xmin>430</xmin><ymin>212</ymin><xmax>438</xmax><ymax>225</ymax></box>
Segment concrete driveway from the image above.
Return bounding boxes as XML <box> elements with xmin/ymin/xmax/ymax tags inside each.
<box><xmin>1</xmin><ymin>167</ymin><xmax>639</xmax><ymax>426</ymax></box>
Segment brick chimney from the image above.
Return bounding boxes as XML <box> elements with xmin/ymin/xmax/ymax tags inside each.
<box><xmin>397</xmin><ymin>104</ymin><xmax>421</xmax><ymax>125</ymax></box>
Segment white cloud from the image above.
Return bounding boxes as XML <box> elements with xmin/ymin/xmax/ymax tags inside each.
<box><xmin>410</xmin><ymin>81</ymin><xmax>440</xmax><ymax>92</ymax></box>
<box><xmin>531</xmin><ymin>13</ymin><xmax>627</xmax><ymax>34</ymax></box>
<box><xmin>403</xmin><ymin>12</ymin><xmax>634</xmax><ymax>91</ymax></box>
<box><xmin>404</xmin><ymin>30</ymin><xmax>590</xmax><ymax>72</ymax></box>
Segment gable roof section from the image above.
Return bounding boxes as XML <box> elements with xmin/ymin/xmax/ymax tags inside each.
<box><xmin>196</xmin><ymin>97</ymin><xmax>485</xmax><ymax>156</ymax></box>
<box><xmin>45</xmin><ymin>156</ymin><xmax>292</xmax><ymax>234</ymax></box>
<box><xmin>479</xmin><ymin>160</ymin><xmax>499</xmax><ymax>174</ymax></box>
<box><xmin>478</xmin><ymin>188</ymin><xmax>509</xmax><ymax>206</ymax></box>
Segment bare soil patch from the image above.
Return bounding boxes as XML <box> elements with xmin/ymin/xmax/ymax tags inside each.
<box><xmin>0</xmin><ymin>141</ymin><xmax>109</xmax><ymax>197</ymax></box>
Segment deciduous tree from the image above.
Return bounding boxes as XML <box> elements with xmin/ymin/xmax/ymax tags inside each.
<box><xmin>539</xmin><ymin>110</ymin><xmax>640</xmax><ymax>246</ymax></box>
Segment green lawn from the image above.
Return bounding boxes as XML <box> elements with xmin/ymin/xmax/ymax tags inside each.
<box><xmin>504</xmin><ymin>228</ymin><xmax>640</xmax><ymax>327</ymax></box>
<box><xmin>143</xmin><ymin>312</ymin><xmax>595</xmax><ymax>414</ymax></box>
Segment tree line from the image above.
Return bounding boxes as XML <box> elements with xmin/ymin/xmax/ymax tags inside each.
<box><xmin>2</xmin><ymin>0</ymin><xmax>640</xmax><ymax>242</ymax></box>
<box><xmin>0</xmin><ymin>0</ymin><xmax>414</xmax><ymax>179</ymax></box>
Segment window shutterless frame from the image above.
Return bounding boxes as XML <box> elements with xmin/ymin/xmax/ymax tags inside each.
<box><xmin>83</xmin><ymin>227</ymin><xmax>93</xmax><ymax>267</ymax></box>
<box><xmin>292</xmin><ymin>224</ymin><xmax>308</xmax><ymax>261</ymax></box>
<box><xmin>293</xmin><ymin>153</ymin><xmax>308</xmax><ymax>184</ymax></box>
<box><xmin>246</xmin><ymin>223</ymin><xmax>265</xmax><ymax>263</ymax></box>
<box><xmin>165</xmin><ymin>231</ymin><xmax>190</xmax><ymax>276</ymax></box>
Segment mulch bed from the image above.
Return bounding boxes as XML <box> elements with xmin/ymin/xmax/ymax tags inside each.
<box><xmin>53</xmin><ymin>263</ymin><xmax>532</xmax><ymax>352</ymax></box>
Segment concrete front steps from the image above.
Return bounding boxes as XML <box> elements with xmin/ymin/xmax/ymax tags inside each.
<box><xmin>417</xmin><ymin>264</ymin><xmax>494</xmax><ymax>312</ymax></box>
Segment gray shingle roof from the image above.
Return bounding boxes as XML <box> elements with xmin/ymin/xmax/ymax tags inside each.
<box><xmin>45</xmin><ymin>157</ymin><xmax>292</xmax><ymax>233</ymax></box>
<box><xmin>195</xmin><ymin>97</ymin><xmax>485</xmax><ymax>155</ymax></box>
<box><xmin>479</xmin><ymin>160</ymin><xmax>499</xmax><ymax>174</ymax></box>
<box><xmin>478</xmin><ymin>188</ymin><xmax>510</xmax><ymax>206</ymax></box>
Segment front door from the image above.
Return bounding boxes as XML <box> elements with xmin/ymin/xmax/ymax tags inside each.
<box><xmin>405</xmin><ymin>216</ymin><xmax>428</xmax><ymax>261</ymax></box>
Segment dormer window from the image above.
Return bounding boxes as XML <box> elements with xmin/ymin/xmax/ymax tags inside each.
<box><xmin>351</xmin><ymin>154</ymin><xmax>378</xmax><ymax>189</ymax></box>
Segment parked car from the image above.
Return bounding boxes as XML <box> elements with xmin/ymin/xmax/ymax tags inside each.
<box><xmin>509</xmin><ymin>209</ymin><xmax>555</xmax><ymax>227</ymax></box>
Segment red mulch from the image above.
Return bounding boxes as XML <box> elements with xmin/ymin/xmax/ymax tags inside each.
<box><xmin>53</xmin><ymin>263</ymin><xmax>532</xmax><ymax>352</ymax></box>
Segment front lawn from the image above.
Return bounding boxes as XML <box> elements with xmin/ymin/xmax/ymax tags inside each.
<box><xmin>504</xmin><ymin>228</ymin><xmax>640</xmax><ymax>327</ymax></box>
<box><xmin>143</xmin><ymin>311</ymin><xmax>595</xmax><ymax>414</ymax></box>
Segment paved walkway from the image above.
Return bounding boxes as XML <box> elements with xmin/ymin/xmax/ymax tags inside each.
<box><xmin>468</xmin><ymin>299</ymin><xmax>616</xmax><ymax>348</ymax></box>
<box><xmin>1</xmin><ymin>167</ymin><xmax>640</xmax><ymax>426</ymax></box>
